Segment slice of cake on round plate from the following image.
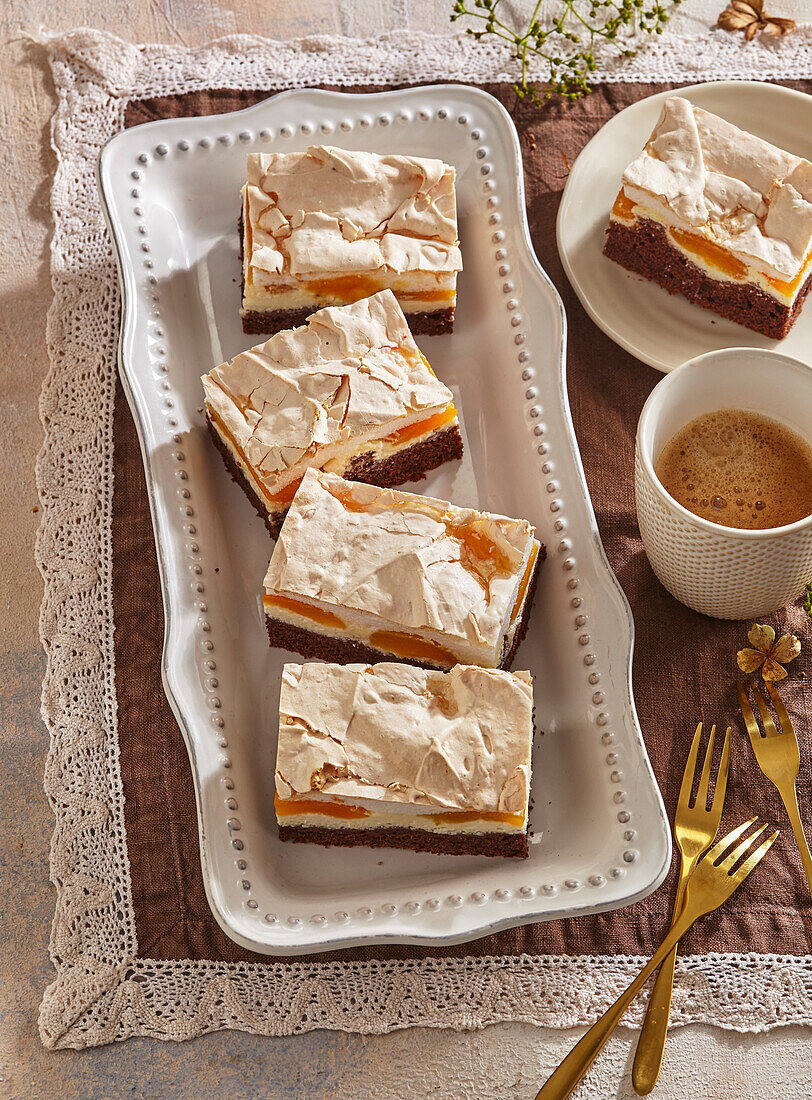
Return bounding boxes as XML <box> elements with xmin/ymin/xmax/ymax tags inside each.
<box><xmin>604</xmin><ymin>96</ymin><xmax>812</xmax><ymax>338</ymax></box>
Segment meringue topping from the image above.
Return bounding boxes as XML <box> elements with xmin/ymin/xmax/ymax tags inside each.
<box><xmin>276</xmin><ymin>662</ymin><xmax>534</xmax><ymax>814</ymax></box>
<box><xmin>620</xmin><ymin>97</ymin><xmax>812</xmax><ymax>281</ymax></box>
<box><xmin>263</xmin><ymin>468</ymin><xmax>539</xmax><ymax>660</ymax></box>
<box><xmin>244</xmin><ymin>146</ymin><xmax>462</xmax><ymax>284</ymax></box>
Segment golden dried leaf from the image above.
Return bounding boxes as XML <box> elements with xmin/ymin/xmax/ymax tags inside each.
<box><xmin>762</xmin><ymin>658</ymin><xmax>789</xmax><ymax>682</ymax></box>
<box><xmin>771</xmin><ymin>633</ymin><xmax>801</xmax><ymax>664</ymax></box>
<box><xmin>718</xmin><ymin>0</ymin><xmax>795</xmax><ymax>38</ymax></box>
<box><xmin>737</xmin><ymin>647</ymin><xmax>767</xmax><ymax>674</ymax></box>
<box><xmin>748</xmin><ymin>623</ymin><xmax>776</xmax><ymax>653</ymax></box>
<box><xmin>718</xmin><ymin>9</ymin><xmax>755</xmax><ymax>27</ymax></box>
<box><xmin>763</xmin><ymin>16</ymin><xmax>796</xmax><ymax>32</ymax></box>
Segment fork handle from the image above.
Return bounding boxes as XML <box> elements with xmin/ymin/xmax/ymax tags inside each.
<box><xmin>631</xmin><ymin>878</ymin><xmax>688</xmax><ymax>1094</ymax></box>
<box><xmin>784</xmin><ymin>787</ymin><xmax>812</xmax><ymax>901</ymax></box>
<box><xmin>534</xmin><ymin>911</ymin><xmax>694</xmax><ymax>1100</ymax></box>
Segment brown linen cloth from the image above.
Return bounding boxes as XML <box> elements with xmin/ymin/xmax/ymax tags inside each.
<box><xmin>117</xmin><ymin>81</ymin><xmax>812</xmax><ymax>964</ymax></box>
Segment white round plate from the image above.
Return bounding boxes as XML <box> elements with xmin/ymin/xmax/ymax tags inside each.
<box><xmin>556</xmin><ymin>81</ymin><xmax>812</xmax><ymax>374</ymax></box>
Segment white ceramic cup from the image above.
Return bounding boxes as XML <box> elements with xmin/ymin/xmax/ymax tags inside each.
<box><xmin>635</xmin><ymin>348</ymin><xmax>812</xmax><ymax>620</ymax></box>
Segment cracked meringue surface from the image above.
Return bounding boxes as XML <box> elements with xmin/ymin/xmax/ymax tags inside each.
<box><xmin>263</xmin><ymin>468</ymin><xmax>540</xmax><ymax>668</ymax></box>
<box><xmin>275</xmin><ymin>662</ymin><xmax>534</xmax><ymax>833</ymax></box>
<box><xmin>241</xmin><ymin>145</ymin><xmax>462</xmax><ymax>316</ymax></box>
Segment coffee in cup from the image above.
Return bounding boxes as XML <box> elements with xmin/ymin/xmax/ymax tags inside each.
<box><xmin>655</xmin><ymin>409</ymin><xmax>812</xmax><ymax>532</ymax></box>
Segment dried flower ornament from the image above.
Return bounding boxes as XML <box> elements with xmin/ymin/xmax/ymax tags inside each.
<box><xmin>717</xmin><ymin>0</ymin><xmax>796</xmax><ymax>41</ymax></box>
<box><xmin>737</xmin><ymin>623</ymin><xmax>802</xmax><ymax>682</ymax></box>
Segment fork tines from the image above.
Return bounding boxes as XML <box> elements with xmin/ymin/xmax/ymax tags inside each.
<box><xmin>708</xmin><ymin>817</ymin><xmax>779</xmax><ymax>876</ymax></box>
<box><xmin>738</xmin><ymin>680</ymin><xmax>781</xmax><ymax>741</ymax></box>
<box><xmin>681</xmin><ymin>721</ymin><xmax>730</xmax><ymax>812</ymax></box>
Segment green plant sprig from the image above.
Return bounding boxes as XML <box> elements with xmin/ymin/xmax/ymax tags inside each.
<box><xmin>451</xmin><ymin>0</ymin><xmax>682</xmax><ymax>103</ymax></box>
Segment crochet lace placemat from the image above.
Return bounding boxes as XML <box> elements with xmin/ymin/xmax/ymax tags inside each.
<box><xmin>37</xmin><ymin>27</ymin><xmax>812</xmax><ymax>1050</ymax></box>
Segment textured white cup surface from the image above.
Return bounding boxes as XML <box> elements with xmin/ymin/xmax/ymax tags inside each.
<box><xmin>635</xmin><ymin>348</ymin><xmax>812</xmax><ymax>620</ymax></box>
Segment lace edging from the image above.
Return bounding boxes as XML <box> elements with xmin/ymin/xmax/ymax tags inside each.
<box><xmin>43</xmin><ymin>952</ymin><xmax>812</xmax><ymax>1048</ymax></box>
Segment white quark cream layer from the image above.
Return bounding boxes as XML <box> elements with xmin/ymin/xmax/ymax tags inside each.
<box><xmin>242</xmin><ymin>145</ymin><xmax>462</xmax><ymax>296</ymax></box>
<box><xmin>277</xmin><ymin>810</ymin><xmax>525</xmax><ymax>835</ymax></box>
<box><xmin>275</xmin><ymin>662</ymin><xmax>534</xmax><ymax>824</ymax></box>
<box><xmin>616</xmin><ymin>97</ymin><xmax>812</xmax><ymax>291</ymax></box>
<box><xmin>203</xmin><ymin>291</ymin><xmax>456</xmax><ymax>504</ymax></box>
<box><xmin>263</xmin><ymin>469</ymin><xmax>540</xmax><ymax>667</ymax></box>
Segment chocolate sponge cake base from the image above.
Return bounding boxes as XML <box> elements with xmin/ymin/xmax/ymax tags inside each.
<box><xmin>604</xmin><ymin>217</ymin><xmax>812</xmax><ymax>340</ymax></box>
<box><xmin>206</xmin><ymin>415</ymin><xmax>463</xmax><ymax>540</ymax></box>
<box><xmin>278</xmin><ymin>823</ymin><xmax>528</xmax><ymax>858</ymax></box>
<box><xmin>342</xmin><ymin>423</ymin><xmax>463</xmax><ymax>486</ymax></box>
<box><xmin>241</xmin><ymin>305</ymin><xmax>455</xmax><ymax>337</ymax></box>
<box><xmin>265</xmin><ymin>544</ymin><xmax>544</xmax><ymax>671</ymax></box>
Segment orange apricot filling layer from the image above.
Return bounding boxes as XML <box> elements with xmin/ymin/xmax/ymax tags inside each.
<box><xmin>508</xmin><ymin>544</ymin><xmax>539</xmax><ymax>628</ymax></box>
<box><xmin>668</xmin><ymin>227</ymin><xmax>749</xmax><ymax>280</ymax></box>
<box><xmin>275</xmin><ymin>794</ymin><xmax>369</xmax><ymax>820</ymax></box>
<box><xmin>263</xmin><ymin>594</ymin><xmax>346</xmax><ymax>630</ymax></box>
<box><xmin>301</xmin><ymin>276</ymin><xmax>455</xmax><ymax>302</ymax></box>
<box><xmin>368</xmin><ymin>631</ymin><xmax>459</xmax><ymax>666</ymax></box>
<box><xmin>265</xmin><ymin>476</ymin><xmax>303</xmax><ymax>505</ymax></box>
<box><xmin>274</xmin><ymin>793</ymin><xmax>525</xmax><ymax>827</ymax></box>
<box><xmin>398</xmin><ymin>288</ymin><xmax>456</xmax><ymax>302</ymax></box>
<box><xmin>305</xmin><ymin>274</ymin><xmax>382</xmax><ymax>299</ymax></box>
<box><xmin>611</xmin><ymin>190</ymin><xmax>636</xmax><ymax>220</ymax></box>
<box><xmin>384</xmin><ymin>403</ymin><xmax>458</xmax><ymax>446</ymax></box>
<box><xmin>429</xmin><ymin>809</ymin><xmax>526</xmax><ymax>827</ymax></box>
<box><xmin>253</xmin><ymin>278</ymin><xmax>456</xmax><ymax>303</ymax></box>
<box><xmin>765</xmin><ymin>249</ymin><xmax>812</xmax><ymax>296</ymax></box>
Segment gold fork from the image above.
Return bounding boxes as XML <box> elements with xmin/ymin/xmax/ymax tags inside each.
<box><xmin>632</xmin><ymin>723</ymin><xmax>731</xmax><ymax>1095</ymax></box>
<box><xmin>738</xmin><ymin>679</ymin><xmax>812</xmax><ymax>898</ymax></box>
<box><xmin>534</xmin><ymin>818</ymin><xmax>778</xmax><ymax>1100</ymax></box>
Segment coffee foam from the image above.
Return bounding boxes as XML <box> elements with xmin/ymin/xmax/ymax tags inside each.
<box><xmin>655</xmin><ymin>409</ymin><xmax>812</xmax><ymax>530</ymax></box>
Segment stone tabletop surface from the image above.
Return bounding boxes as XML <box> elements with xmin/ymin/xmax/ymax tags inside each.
<box><xmin>2</xmin><ymin>2</ymin><xmax>812</xmax><ymax>1097</ymax></box>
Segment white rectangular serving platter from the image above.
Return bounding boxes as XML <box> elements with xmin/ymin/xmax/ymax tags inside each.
<box><xmin>99</xmin><ymin>85</ymin><xmax>671</xmax><ymax>954</ymax></box>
